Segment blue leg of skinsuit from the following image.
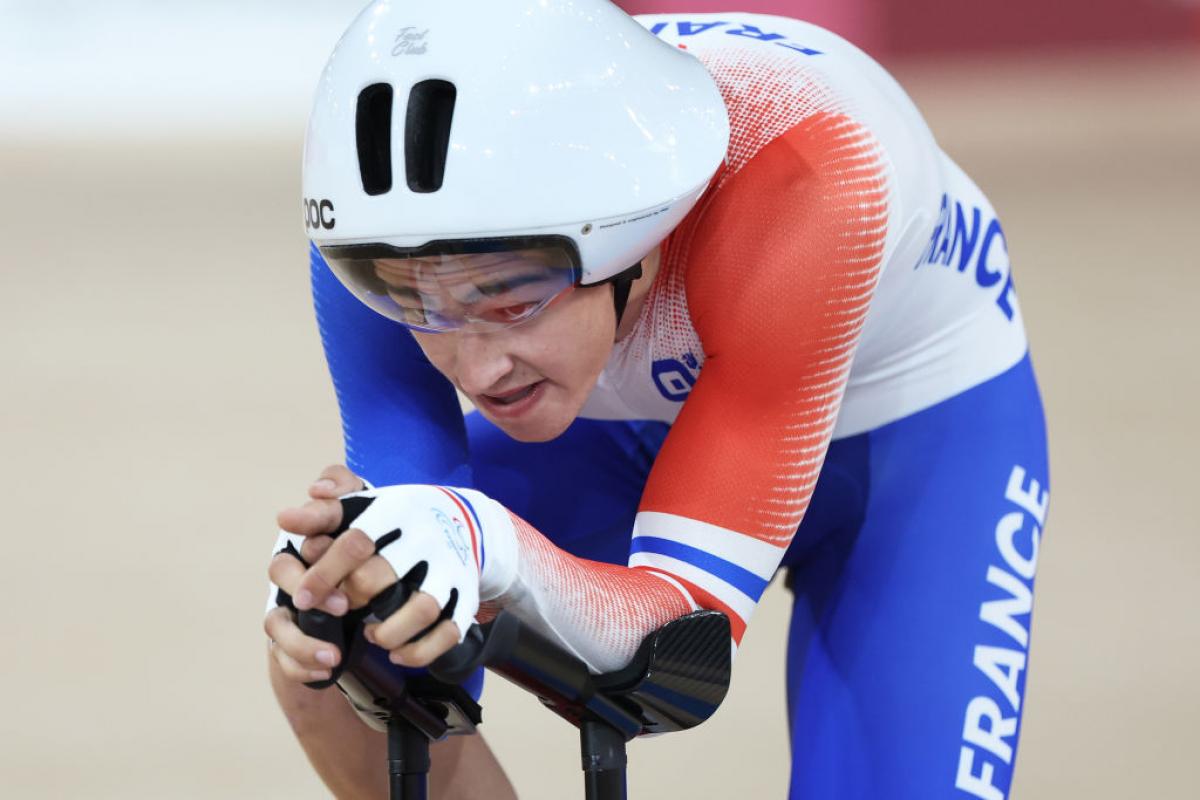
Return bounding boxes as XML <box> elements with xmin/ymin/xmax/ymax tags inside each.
<box><xmin>466</xmin><ymin>357</ymin><xmax>1047</xmax><ymax>800</ymax></box>
<box><xmin>782</xmin><ymin>354</ymin><xmax>1049</xmax><ymax>799</ymax></box>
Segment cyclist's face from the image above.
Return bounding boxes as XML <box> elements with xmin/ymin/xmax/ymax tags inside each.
<box><xmin>411</xmin><ymin>281</ymin><xmax>618</xmax><ymax>442</ymax></box>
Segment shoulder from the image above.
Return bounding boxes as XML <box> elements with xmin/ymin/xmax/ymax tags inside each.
<box><xmin>634</xmin><ymin>12</ymin><xmax>925</xmax><ymax>128</ymax></box>
<box><xmin>637</xmin><ymin>13</ymin><xmax>945</xmax><ymax>230</ymax></box>
<box><xmin>638</xmin><ymin>14</ymin><xmax>949</xmax><ymax>340</ymax></box>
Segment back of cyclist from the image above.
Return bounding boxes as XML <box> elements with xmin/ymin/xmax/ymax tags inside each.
<box><xmin>265</xmin><ymin>3</ymin><xmax>1048</xmax><ymax>798</ymax></box>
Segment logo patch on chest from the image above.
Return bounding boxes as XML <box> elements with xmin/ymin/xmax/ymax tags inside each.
<box><xmin>651</xmin><ymin>352</ymin><xmax>701</xmax><ymax>401</ymax></box>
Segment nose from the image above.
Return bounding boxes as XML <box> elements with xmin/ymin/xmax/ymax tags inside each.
<box><xmin>453</xmin><ymin>330</ymin><xmax>516</xmax><ymax>396</ymax></box>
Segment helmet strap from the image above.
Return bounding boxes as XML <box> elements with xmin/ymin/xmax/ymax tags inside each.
<box><xmin>608</xmin><ymin>262</ymin><xmax>644</xmax><ymax>328</ymax></box>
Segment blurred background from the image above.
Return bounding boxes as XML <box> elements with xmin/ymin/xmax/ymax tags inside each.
<box><xmin>1</xmin><ymin>0</ymin><xmax>1197</xmax><ymax>797</ymax></box>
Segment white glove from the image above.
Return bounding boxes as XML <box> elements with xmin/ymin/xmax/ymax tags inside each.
<box><xmin>265</xmin><ymin>477</ymin><xmax>376</xmax><ymax>615</ymax></box>
<box><xmin>337</xmin><ymin>484</ymin><xmax>518</xmax><ymax>640</ymax></box>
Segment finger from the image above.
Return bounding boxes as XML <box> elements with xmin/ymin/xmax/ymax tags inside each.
<box><xmin>268</xmin><ymin>550</ymin><xmax>307</xmax><ymax>591</ymax></box>
<box><xmin>294</xmin><ymin>529</ymin><xmax>376</xmax><ymax>611</ymax></box>
<box><xmin>264</xmin><ymin>607</ymin><xmax>342</xmax><ymax>672</ymax></box>
<box><xmin>270</xmin><ymin>640</ymin><xmax>333</xmax><ymax>684</ymax></box>
<box><xmin>309</xmin><ymin>464</ymin><xmax>366</xmax><ymax>499</ymax></box>
<box><xmin>342</xmin><ymin>556</ymin><xmax>399</xmax><ymax>610</ymax></box>
<box><xmin>390</xmin><ymin>620</ymin><xmax>462</xmax><ymax>668</ymax></box>
<box><xmin>366</xmin><ymin>591</ymin><xmax>442</xmax><ymax>651</ymax></box>
<box><xmin>414</xmin><ymin>570</ymin><xmax>454</xmax><ymax>617</ymax></box>
<box><xmin>268</xmin><ymin>551</ymin><xmax>349</xmax><ymax>616</ymax></box>
<box><xmin>299</xmin><ymin>535</ymin><xmax>335</xmax><ymax>564</ymax></box>
<box><xmin>276</xmin><ymin>497</ymin><xmax>346</xmax><ymax>537</ymax></box>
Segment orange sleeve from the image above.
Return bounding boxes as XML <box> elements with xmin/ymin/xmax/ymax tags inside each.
<box><xmin>636</xmin><ymin>112</ymin><xmax>889</xmax><ymax>639</ymax></box>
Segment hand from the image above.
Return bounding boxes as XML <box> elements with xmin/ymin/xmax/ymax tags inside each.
<box><xmin>264</xmin><ymin>465</ymin><xmax>362</xmax><ymax>684</ymax></box>
<box><xmin>277</xmin><ymin>468</ymin><xmax>481</xmax><ymax>669</ymax></box>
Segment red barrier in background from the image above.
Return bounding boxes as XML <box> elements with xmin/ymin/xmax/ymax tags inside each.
<box><xmin>614</xmin><ymin>0</ymin><xmax>1197</xmax><ymax>56</ymax></box>
<box><xmin>884</xmin><ymin>0</ymin><xmax>1195</xmax><ymax>55</ymax></box>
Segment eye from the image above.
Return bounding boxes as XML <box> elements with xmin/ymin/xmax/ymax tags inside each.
<box><xmin>483</xmin><ymin>301</ymin><xmax>539</xmax><ymax>323</ymax></box>
<box><xmin>498</xmin><ymin>302</ymin><xmax>538</xmax><ymax>320</ymax></box>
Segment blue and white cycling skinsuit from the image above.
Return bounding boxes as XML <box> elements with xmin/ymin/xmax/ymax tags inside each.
<box><xmin>308</xmin><ymin>14</ymin><xmax>1049</xmax><ymax>800</ymax></box>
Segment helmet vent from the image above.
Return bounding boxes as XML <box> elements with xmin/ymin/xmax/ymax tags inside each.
<box><xmin>356</xmin><ymin>83</ymin><xmax>395</xmax><ymax>196</ymax></box>
<box><xmin>405</xmin><ymin>79</ymin><xmax>457</xmax><ymax>193</ymax></box>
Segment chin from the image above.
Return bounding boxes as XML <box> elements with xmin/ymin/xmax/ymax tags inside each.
<box><xmin>487</xmin><ymin>407</ymin><xmax>576</xmax><ymax>443</ymax></box>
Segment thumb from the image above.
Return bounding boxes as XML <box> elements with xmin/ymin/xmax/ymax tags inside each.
<box><xmin>310</xmin><ymin>463</ymin><xmax>366</xmax><ymax>499</ymax></box>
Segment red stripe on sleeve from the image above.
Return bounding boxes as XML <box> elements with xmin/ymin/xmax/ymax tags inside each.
<box><xmin>435</xmin><ymin>486</ymin><xmax>481</xmax><ymax>572</ymax></box>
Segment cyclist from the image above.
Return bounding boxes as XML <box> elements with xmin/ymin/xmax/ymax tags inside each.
<box><xmin>265</xmin><ymin>2</ymin><xmax>1050</xmax><ymax>798</ymax></box>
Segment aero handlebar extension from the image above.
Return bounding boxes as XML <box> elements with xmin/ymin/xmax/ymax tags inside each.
<box><xmin>299</xmin><ymin>580</ymin><xmax>732</xmax><ymax>800</ymax></box>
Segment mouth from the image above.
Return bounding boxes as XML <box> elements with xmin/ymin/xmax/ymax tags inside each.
<box><xmin>475</xmin><ymin>380</ymin><xmax>546</xmax><ymax>418</ymax></box>
<box><xmin>483</xmin><ymin>383</ymin><xmax>539</xmax><ymax>405</ymax></box>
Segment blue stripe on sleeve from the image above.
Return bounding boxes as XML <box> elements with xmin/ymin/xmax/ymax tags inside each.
<box><xmin>629</xmin><ymin>536</ymin><xmax>769</xmax><ymax>601</ymax></box>
<box><xmin>445</xmin><ymin>487</ymin><xmax>487</xmax><ymax>573</ymax></box>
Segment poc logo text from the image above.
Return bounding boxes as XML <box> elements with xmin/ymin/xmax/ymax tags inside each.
<box><xmin>304</xmin><ymin>198</ymin><xmax>336</xmax><ymax>231</ymax></box>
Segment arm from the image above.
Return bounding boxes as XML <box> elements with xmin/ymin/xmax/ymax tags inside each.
<box><xmin>310</xmin><ymin>244</ymin><xmax>471</xmax><ymax>486</ymax></box>
<box><xmin>629</xmin><ymin>110</ymin><xmax>889</xmax><ymax>645</ymax></box>
<box><xmin>488</xmin><ymin>111</ymin><xmax>889</xmax><ymax>669</ymax></box>
<box><xmin>267</xmin><ymin>254</ymin><xmax>490</xmax><ymax>794</ymax></box>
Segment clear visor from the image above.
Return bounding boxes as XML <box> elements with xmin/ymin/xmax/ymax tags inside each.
<box><xmin>320</xmin><ymin>238</ymin><xmax>582</xmax><ymax>333</ymax></box>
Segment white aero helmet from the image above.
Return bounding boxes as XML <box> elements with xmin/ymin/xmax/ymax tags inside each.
<box><xmin>303</xmin><ymin>0</ymin><xmax>730</xmax><ymax>331</ymax></box>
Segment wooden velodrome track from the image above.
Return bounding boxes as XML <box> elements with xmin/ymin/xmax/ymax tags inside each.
<box><xmin>1</xmin><ymin>47</ymin><xmax>1196</xmax><ymax>799</ymax></box>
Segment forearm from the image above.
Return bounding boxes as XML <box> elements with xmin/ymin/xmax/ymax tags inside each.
<box><xmin>490</xmin><ymin>513</ymin><xmax>697</xmax><ymax>674</ymax></box>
